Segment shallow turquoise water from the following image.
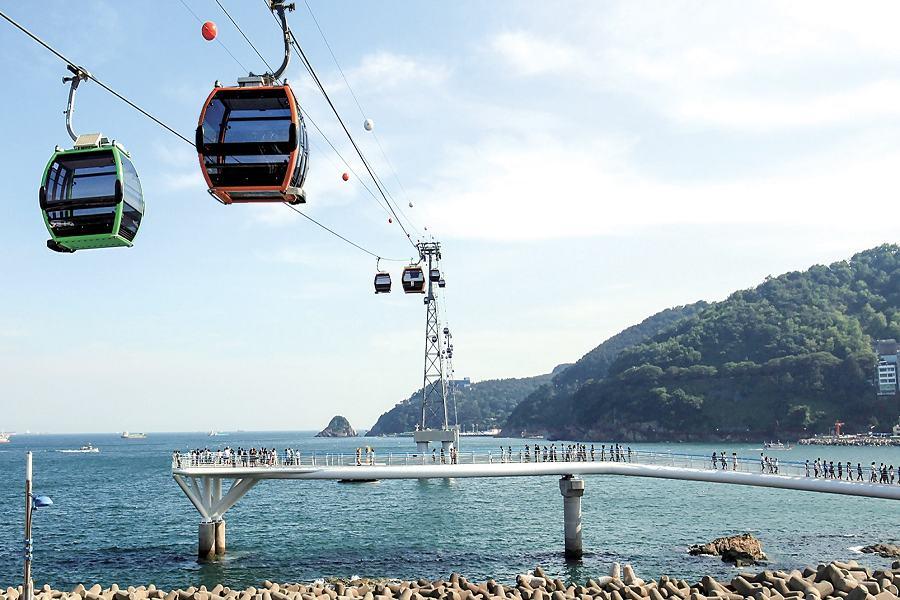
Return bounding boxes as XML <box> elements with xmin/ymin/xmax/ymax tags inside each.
<box><xmin>1</xmin><ymin>433</ymin><xmax>899</xmax><ymax>590</ymax></box>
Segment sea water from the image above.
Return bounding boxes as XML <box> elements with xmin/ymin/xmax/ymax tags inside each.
<box><xmin>1</xmin><ymin>433</ymin><xmax>898</xmax><ymax>590</ymax></box>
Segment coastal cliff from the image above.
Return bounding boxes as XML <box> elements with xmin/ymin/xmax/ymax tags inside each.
<box><xmin>316</xmin><ymin>416</ymin><xmax>357</xmax><ymax>438</ymax></box>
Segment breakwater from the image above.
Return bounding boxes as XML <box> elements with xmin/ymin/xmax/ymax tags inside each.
<box><xmin>5</xmin><ymin>561</ymin><xmax>900</xmax><ymax>600</ymax></box>
<box><xmin>798</xmin><ymin>436</ymin><xmax>900</xmax><ymax>447</ymax></box>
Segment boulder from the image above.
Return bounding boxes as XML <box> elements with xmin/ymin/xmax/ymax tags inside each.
<box><xmin>688</xmin><ymin>534</ymin><xmax>768</xmax><ymax>566</ymax></box>
<box><xmin>315</xmin><ymin>416</ymin><xmax>358</xmax><ymax>438</ymax></box>
<box><xmin>860</xmin><ymin>545</ymin><xmax>900</xmax><ymax>559</ymax></box>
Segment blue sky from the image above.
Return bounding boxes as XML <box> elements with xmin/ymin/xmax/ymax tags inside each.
<box><xmin>1</xmin><ymin>1</ymin><xmax>898</xmax><ymax>433</ymax></box>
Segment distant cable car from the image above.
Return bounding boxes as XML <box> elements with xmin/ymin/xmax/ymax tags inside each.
<box><xmin>402</xmin><ymin>265</ymin><xmax>426</xmax><ymax>294</ymax></box>
<box><xmin>195</xmin><ymin>0</ymin><xmax>309</xmax><ymax>205</ymax></box>
<box><xmin>438</xmin><ymin>277</ymin><xmax>446</xmax><ymax>288</ymax></box>
<box><xmin>429</xmin><ymin>268</ymin><xmax>441</xmax><ymax>282</ymax></box>
<box><xmin>40</xmin><ymin>67</ymin><xmax>144</xmax><ymax>253</ymax></box>
<box><xmin>374</xmin><ymin>272</ymin><xmax>392</xmax><ymax>294</ymax></box>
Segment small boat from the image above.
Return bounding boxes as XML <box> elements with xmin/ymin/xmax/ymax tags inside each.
<box><xmin>60</xmin><ymin>444</ymin><xmax>100</xmax><ymax>453</ymax></box>
<box><xmin>121</xmin><ymin>432</ymin><xmax>147</xmax><ymax>439</ymax></box>
<box><xmin>0</xmin><ymin>433</ymin><xmax>10</xmax><ymax>444</ymax></box>
<box><xmin>208</xmin><ymin>430</ymin><xmax>228</xmax><ymax>437</ymax></box>
<box><xmin>764</xmin><ymin>441</ymin><xmax>793</xmax><ymax>450</ymax></box>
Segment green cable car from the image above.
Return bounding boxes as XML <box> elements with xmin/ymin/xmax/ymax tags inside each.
<box><xmin>39</xmin><ymin>66</ymin><xmax>144</xmax><ymax>253</ymax></box>
<box><xmin>40</xmin><ymin>136</ymin><xmax>144</xmax><ymax>252</ymax></box>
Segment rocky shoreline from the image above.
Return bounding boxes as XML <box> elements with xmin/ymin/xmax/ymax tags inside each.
<box><xmin>6</xmin><ymin>561</ymin><xmax>900</xmax><ymax>600</ymax></box>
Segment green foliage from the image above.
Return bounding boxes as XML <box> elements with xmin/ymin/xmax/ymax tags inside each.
<box><xmin>504</xmin><ymin>302</ymin><xmax>706</xmax><ymax>433</ymax></box>
<box><xmin>366</xmin><ymin>373</ymin><xmax>555</xmax><ymax>436</ymax></box>
<box><xmin>561</xmin><ymin>244</ymin><xmax>900</xmax><ymax>440</ymax></box>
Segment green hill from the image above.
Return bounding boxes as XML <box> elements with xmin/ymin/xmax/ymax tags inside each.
<box><xmin>506</xmin><ymin>244</ymin><xmax>900</xmax><ymax>441</ymax></box>
<box><xmin>502</xmin><ymin>302</ymin><xmax>707</xmax><ymax>435</ymax></box>
<box><xmin>366</xmin><ymin>367</ymin><xmax>568</xmax><ymax>436</ymax></box>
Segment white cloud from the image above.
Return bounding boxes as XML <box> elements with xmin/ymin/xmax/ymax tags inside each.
<box><xmin>490</xmin><ymin>31</ymin><xmax>582</xmax><ymax>77</ymax></box>
<box><xmin>341</xmin><ymin>51</ymin><xmax>450</xmax><ymax>91</ymax></box>
<box><xmin>672</xmin><ymin>80</ymin><xmax>900</xmax><ymax>131</ymax></box>
<box><xmin>415</xmin><ymin>132</ymin><xmax>900</xmax><ymax>241</ymax></box>
<box><xmin>487</xmin><ymin>2</ymin><xmax>900</xmax><ymax>132</ymax></box>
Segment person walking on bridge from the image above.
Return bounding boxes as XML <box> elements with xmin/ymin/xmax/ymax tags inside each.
<box><xmin>732</xmin><ymin>452</ymin><xmax>737</xmax><ymax>471</ymax></box>
<box><xmin>805</xmin><ymin>459</ymin><xmax>810</xmax><ymax>477</ymax></box>
<box><xmin>712</xmin><ymin>451</ymin><xmax>718</xmax><ymax>470</ymax></box>
<box><xmin>857</xmin><ymin>463</ymin><xmax>863</xmax><ymax>481</ymax></box>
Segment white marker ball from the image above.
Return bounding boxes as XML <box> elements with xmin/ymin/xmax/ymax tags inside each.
<box><xmin>364</xmin><ymin>119</ymin><xmax>374</xmax><ymax>131</ymax></box>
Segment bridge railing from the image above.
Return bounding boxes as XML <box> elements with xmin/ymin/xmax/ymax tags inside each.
<box><xmin>171</xmin><ymin>447</ymin><xmax>823</xmax><ymax>480</ymax></box>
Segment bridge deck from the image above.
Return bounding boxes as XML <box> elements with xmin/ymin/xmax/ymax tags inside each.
<box><xmin>172</xmin><ymin>449</ymin><xmax>900</xmax><ymax>501</ymax></box>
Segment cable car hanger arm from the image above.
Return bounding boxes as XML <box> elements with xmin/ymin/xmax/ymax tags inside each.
<box><xmin>269</xmin><ymin>0</ymin><xmax>294</xmax><ymax>81</ymax></box>
<box><xmin>63</xmin><ymin>65</ymin><xmax>90</xmax><ymax>142</ymax></box>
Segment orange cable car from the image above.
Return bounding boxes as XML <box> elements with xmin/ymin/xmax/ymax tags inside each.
<box><xmin>195</xmin><ymin>1</ymin><xmax>308</xmax><ymax>205</ymax></box>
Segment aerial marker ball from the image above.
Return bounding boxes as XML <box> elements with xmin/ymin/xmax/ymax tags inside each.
<box><xmin>364</xmin><ymin>119</ymin><xmax>374</xmax><ymax>131</ymax></box>
<box><xmin>342</xmin><ymin>172</ymin><xmax>349</xmax><ymax>181</ymax></box>
<box><xmin>202</xmin><ymin>21</ymin><xmax>218</xmax><ymax>41</ymax></box>
<box><xmin>408</xmin><ymin>201</ymin><xmax>413</xmax><ymax>208</ymax></box>
<box><xmin>388</xmin><ymin>218</ymin><xmax>393</xmax><ymax>224</ymax></box>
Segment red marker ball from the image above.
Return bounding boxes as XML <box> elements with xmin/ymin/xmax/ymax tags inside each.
<box><xmin>342</xmin><ymin>172</ymin><xmax>349</xmax><ymax>181</ymax></box>
<box><xmin>201</xmin><ymin>21</ymin><xmax>218</xmax><ymax>41</ymax></box>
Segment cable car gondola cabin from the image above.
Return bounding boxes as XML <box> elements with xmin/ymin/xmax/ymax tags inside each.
<box><xmin>402</xmin><ymin>266</ymin><xmax>426</xmax><ymax>294</ymax></box>
<box><xmin>39</xmin><ymin>134</ymin><xmax>144</xmax><ymax>252</ymax></box>
<box><xmin>374</xmin><ymin>272</ymin><xmax>392</xmax><ymax>294</ymax></box>
<box><xmin>429</xmin><ymin>268</ymin><xmax>441</xmax><ymax>282</ymax></box>
<box><xmin>197</xmin><ymin>81</ymin><xmax>309</xmax><ymax>205</ymax></box>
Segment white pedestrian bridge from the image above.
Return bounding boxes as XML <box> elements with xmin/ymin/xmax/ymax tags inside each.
<box><xmin>171</xmin><ymin>448</ymin><xmax>900</xmax><ymax>561</ymax></box>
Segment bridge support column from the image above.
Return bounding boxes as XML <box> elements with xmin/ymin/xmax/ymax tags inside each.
<box><xmin>198</xmin><ymin>521</ymin><xmax>216</xmax><ymax>561</ymax></box>
<box><xmin>559</xmin><ymin>475</ymin><xmax>584</xmax><ymax>559</ymax></box>
<box><xmin>214</xmin><ymin>519</ymin><xmax>226</xmax><ymax>555</ymax></box>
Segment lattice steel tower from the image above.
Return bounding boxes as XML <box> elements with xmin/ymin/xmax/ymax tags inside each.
<box><xmin>414</xmin><ymin>241</ymin><xmax>459</xmax><ymax>453</ymax></box>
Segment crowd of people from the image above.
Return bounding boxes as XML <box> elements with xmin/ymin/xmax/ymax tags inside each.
<box><xmin>803</xmin><ymin>458</ymin><xmax>900</xmax><ymax>484</ymax></box>
<box><xmin>501</xmin><ymin>443</ymin><xmax>634</xmax><ymax>463</ymax></box>
<box><xmin>173</xmin><ymin>447</ymin><xmax>304</xmax><ymax>468</ymax></box>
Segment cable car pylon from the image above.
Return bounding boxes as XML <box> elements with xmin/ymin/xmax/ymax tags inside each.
<box><xmin>413</xmin><ymin>240</ymin><xmax>459</xmax><ymax>456</ymax></box>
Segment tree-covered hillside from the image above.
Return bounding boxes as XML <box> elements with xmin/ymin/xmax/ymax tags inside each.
<box><xmin>514</xmin><ymin>244</ymin><xmax>900</xmax><ymax>441</ymax></box>
<box><xmin>503</xmin><ymin>302</ymin><xmax>707</xmax><ymax>434</ymax></box>
<box><xmin>366</xmin><ymin>367</ymin><xmax>568</xmax><ymax>436</ymax></box>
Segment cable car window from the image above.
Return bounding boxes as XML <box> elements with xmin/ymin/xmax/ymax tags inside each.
<box><xmin>201</xmin><ymin>94</ymin><xmax>293</xmax><ymax>145</ymax></box>
<box><xmin>44</xmin><ymin>151</ymin><xmax>118</xmax><ymax>205</ymax></box>
<box><xmin>47</xmin><ymin>206</ymin><xmax>117</xmax><ymax>237</ymax></box>
<box><xmin>119</xmin><ymin>155</ymin><xmax>144</xmax><ymax>212</ymax></box>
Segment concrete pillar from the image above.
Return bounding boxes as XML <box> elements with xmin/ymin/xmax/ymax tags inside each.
<box><xmin>198</xmin><ymin>521</ymin><xmax>216</xmax><ymax>562</ymax></box>
<box><xmin>559</xmin><ymin>476</ymin><xmax>585</xmax><ymax>559</ymax></box>
<box><xmin>214</xmin><ymin>520</ymin><xmax>226</xmax><ymax>555</ymax></box>
<box><xmin>416</xmin><ymin>441</ymin><xmax>428</xmax><ymax>454</ymax></box>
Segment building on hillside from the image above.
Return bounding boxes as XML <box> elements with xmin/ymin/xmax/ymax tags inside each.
<box><xmin>875</xmin><ymin>339</ymin><xmax>898</xmax><ymax>396</ymax></box>
<box><xmin>449</xmin><ymin>377</ymin><xmax>471</xmax><ymax>390</ymax></box>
